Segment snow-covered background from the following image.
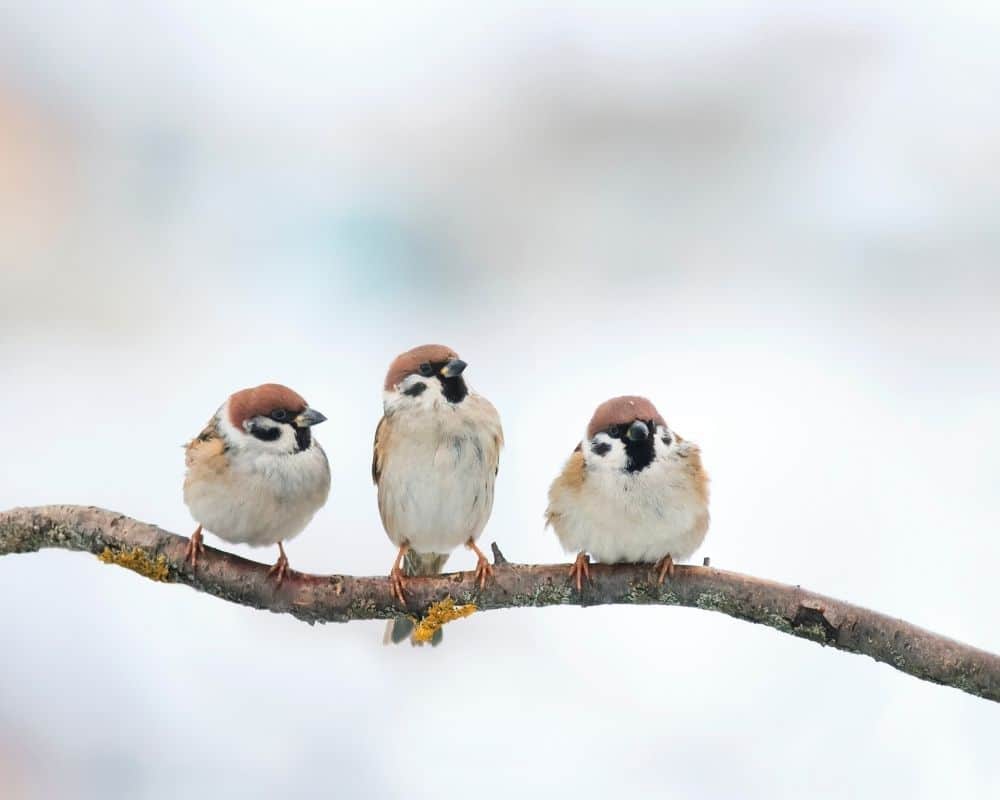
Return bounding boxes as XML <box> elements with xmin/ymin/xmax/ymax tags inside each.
<box><xmin>1</xmin><ymin>2</ymin><xmax>998</xmax><ymax>798</ymax></box>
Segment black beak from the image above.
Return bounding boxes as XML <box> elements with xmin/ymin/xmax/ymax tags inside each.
<box><xmin>440</xmin><ymin>359</ymin><xmax>467</xmax><ymax>378</ymax></box>
<box><xmin>626</xmin><ymin>420</ymin><xmax>649</xmax><ymax>442</ymax></box>
<box><xmin>294</xmin><ymin>408</ymin><xmax>327</xmax><ymax>427</ymax></box>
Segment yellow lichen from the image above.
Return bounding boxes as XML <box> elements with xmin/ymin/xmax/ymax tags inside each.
<box><xmin>411</xmin><ymin>597</ymin><xmax>477</xmax><ymax>644</ymax></box>
<box><xmin>98</xmin><ymin>547</ymin><xmax>170</xmax><ymax>582</ymax></box>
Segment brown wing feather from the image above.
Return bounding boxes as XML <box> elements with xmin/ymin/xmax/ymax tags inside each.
<box><xmin>493</xmin><ymin>428</ymin><xmax>503</xmax><ymax>476</ymax></box>
<box><xmin>183</xmin><ymin>418</ymin><xmax>228</xmax><ymax>476</ymax></box>
<box><xmin>544</xmin><ymin>446</ymin><xmax>586</xmax><ymax>529</ymax></box>
<box><xmin>677</xmin><ymin>436</ymin><xmax>710</xmax><ymax>504</ymax></box>
<box><xmin>372</xmin><ymin>415</ymin><xmax>389</xmax><ymax>485</ymax></box>
<box><xmin>474</xmin><ymin>394</ymin><xmax>503</xmax><ymax>477</ymax></box>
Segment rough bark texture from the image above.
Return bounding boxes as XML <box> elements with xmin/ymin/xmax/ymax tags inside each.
<box><xmin>2</xmin><ymin>504</ymin><xmax>997</xmax><ymax>702</ymax></box>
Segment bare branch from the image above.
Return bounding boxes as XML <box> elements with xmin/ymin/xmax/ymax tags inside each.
<box><xmin>2</xmin><ymin>504</ymin><xmax>997</xmax><ymax>702</ymax></box>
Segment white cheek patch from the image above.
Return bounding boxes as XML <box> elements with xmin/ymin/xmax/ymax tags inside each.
<box><xmin>215</xmin><ymin>410</ymin><xmax>298</xmax><ymax>455</ymax></box>
<box><xmin>585</xmin><ymin>433</ymin><xmax>628</xmax><ymax>471</ymax></box>
<box><xmin>384</xmin><ymin>375</ymin><xmax>445</xmax><ymax>414</ymax></box>
<box><xmin>232</xmin><ymin>415</ymin><xmax>298</xmax><ymax>454</ymax></box>
<box><xmin>589</xmin><ymin>432</ymin><xmax>613</xmax><ymax>457</ymax></box>
<box><xmin>653</xmin><ymin>425</ymin><xmax>674</xmax><ymax>458</ymax></box>
<box><xmin>400</xmin><ymin>374</ymin><xmax>430</xmax><ymax>394</ymax></box>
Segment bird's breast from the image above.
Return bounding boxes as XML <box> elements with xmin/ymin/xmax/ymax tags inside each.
<box><xmin>377</xmin><ymin>414</ymin><xmax>499</xmax><ymax>551</ymax></box>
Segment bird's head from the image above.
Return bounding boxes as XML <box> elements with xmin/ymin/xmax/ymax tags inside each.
<box><xmin>221</xmin><ymin>383</ymin><xmax>327</xmax><ymax>454</ymax></box>
<box><xmin>382</xmin><ymin>344</ymin><xmax>469</xmax><ymax>412</ymax></box>
<box><xmin>583</xmin><ymin>395</ymin><xmax>671</xmax><ymax>474</ymax></box>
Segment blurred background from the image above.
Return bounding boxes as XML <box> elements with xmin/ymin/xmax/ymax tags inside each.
<box><xmin>2</xmin><ymin>1</ymin><xmax>999</xmax><ymax>798</ymax></box>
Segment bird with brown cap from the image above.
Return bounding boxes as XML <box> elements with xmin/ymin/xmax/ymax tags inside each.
<box><xmin>182</xmin><ymin>383</ymin><xmax>331</xmax><ymax>584</ymax></box>
<box><xmin>546</xmin><ymin>395</ymin><xmax>709</xmax><ymax>590</ymax></box>
<box><xmin>373</xmin><ymin>344</ymin><xmax>503</xmax><ymax>645</ymax></box>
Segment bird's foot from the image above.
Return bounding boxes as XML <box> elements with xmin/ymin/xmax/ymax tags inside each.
<box><xmin>466</xmin><ymin>539</ymin><xmax>495</xmax><ymax>589</ymax></box>
<box><xmin>184</xmin><ymin>525</ymin><xmax>205</xmax><ymax>569</ymax></box>
<box><xmin>655</xmin><ymin>554</ymin><xmax>675</xmax><ymax>585</ymax></box>
<box><xmin>389</xmin><ymin>543</ymin><xmax>410</xmax><ymax>605</ymax></box>
<box><xmin>267</xmin><ymin>542</ymin><xmax>291</xmax><ymax>587</ymax></box>
<box><xmin>389</xmin><ymin>566</ymin><xmax>408</xmax><ymax>605</ymax></box>
<box><xmin>569</xmin><ymin>552</ymin><xmax>591</xmax><ymax>592</ymax></box>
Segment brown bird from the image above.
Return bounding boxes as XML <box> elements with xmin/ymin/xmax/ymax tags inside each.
<box><xmin>545</xmin><ymin>395</ymin><xmax>709</xmax><ymax>590</ymax></box>
<box><xmin>183</xmin><ymin>383</ymin><xmax>331</xmax><ymax>584</ymax></box>
<box><xmin>373</xmin><ymin>344</ymin><xmax>503</xmax><ymax>644</ymax></box>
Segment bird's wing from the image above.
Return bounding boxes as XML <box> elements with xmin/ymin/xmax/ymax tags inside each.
<box><xmin>471</xmin><ymin>393</ymin><xmax>504</xmax><ymax>476</ymax></box>
<box><xmin>544</xmin><ymin>445</ymin><xmax>586</xmax><ymax>529</ymax></box>
<box><xmin>372</xmin><ymin>414</ymin><xmax>389</xmax><ymax>485</ymax></box>
<box><xmin>675</xmin><ymin>437</ymin><xmax>710</xmax><ymax>504</ymax></box>
<box><xmin>184</xmin><ymin>417</ymin><xmax>227</xmax><ymax>470</ymax></box>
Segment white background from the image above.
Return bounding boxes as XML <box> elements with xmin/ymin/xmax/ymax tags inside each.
<box><xmin>1</xmin><ymin>3</ymin><xmax>998</xmax><ymax>798</ymax></box>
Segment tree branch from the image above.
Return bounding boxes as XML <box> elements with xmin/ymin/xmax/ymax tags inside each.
<box><xmin>2</xmin><ymin>504</ymin><xmax>997</xmax><ymax>702</ymax></box>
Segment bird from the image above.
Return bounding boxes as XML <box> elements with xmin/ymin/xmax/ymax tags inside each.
<box><xmin>183</xmin><ymin>382</ymin><xmax>331</xmax><ymax>585</ymax></box>
<box><xmin>372</xmin><ymin>344</ymin><xmax>503</xmax><ymax>644</ymax></box>
<box><xmin>545</xmin><ymin>395</ymin><xmax>709</xmax><ymax>590</ymax></box>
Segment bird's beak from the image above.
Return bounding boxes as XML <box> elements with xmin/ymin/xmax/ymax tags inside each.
<box><xmin>440</xmin><ymin>358</ymin><xmax>467</xmax><ymax>378</ymax></box>
<box><xmin>626</xmin><ymin>420</ymin><xmax>649</xmax><ymax>442</ymax></box>
<box><xmin>294</xmin><ymin>408</ymin><xmax>328</xmax><ymax>427</ymax></box>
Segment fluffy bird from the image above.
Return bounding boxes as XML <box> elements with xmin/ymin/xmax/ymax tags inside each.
<box><xmin>373</xmin><ymin>344</ymin><xmax>503</xmax><ymax>643</ymax></box>
<box><xmin>546</xmin><ymin>395</ymin><xmax>709</xmax><ymax>590</ymax></box>
<box><xmin>183</xmin><ymin>383</ymin><xmax>331</xmax><ymax>584</ymax></box>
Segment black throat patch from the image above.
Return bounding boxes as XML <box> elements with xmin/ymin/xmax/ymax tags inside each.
<box><xmin>438</xmin><ymin>375</ymin><xmax>469</xmax><ymax>404</ymax></box>
<box><xmin>623</xmin><ymin>436</ymin><xmax>655</xmax><ymax>473</ymax></box>
<box><xmin>294</xmin><ymin>425</ymin><xmax>312</xmax><ymax>451</ymax></box>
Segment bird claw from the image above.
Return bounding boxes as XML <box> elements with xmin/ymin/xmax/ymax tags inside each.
<box><xmin>569</xmin><ymin>552</ymin><xmax>591</xmax><ymax>592</ymax></box>
<box><xmin>473</xmin><ymin>556</ymin><xmax>494</xmax><ymax>589</ymax></box>
<box><xmin>184</xmin><ymin>526</ymin><xmax>205</xmax><ymax>569</ymax></box>
<box><xmin>465</xmin><ymin>538</ymin><xmax>495</xmax><ymax>589</ymax></box>
<box><xmin>656</xmin><ymin>554</ymin><xmax>675</xmax><ymax>585</ymax></box>
<box><xmin>389</xmin><ymin>567</ymin><xmax>408</xmax><ymax>606</ymax></box>
<box><xmin>267</xmin><ymin>545</ymin><xmax>291</xmax><ymax>587</ymax></box>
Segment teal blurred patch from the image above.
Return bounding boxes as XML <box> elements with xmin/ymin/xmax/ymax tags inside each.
<box><xmin>323</xmin><ymin>208</ymin><xmax>460</xmax><ymax>295</ymax></box>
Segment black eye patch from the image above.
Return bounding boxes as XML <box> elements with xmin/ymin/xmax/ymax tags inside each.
<box><xmin>591</xmin><ymin>441</ymin><xmax>612</xmax><ymax>457</ymax></box>
<box><xmin>418</xmin><ymin>362</ymin><xmax>434</xmax><ymax>377</ymax></box>
<box><xmin>271</xmin><ymin>409</ymin><xmax>289</xmax><ymax>422</ymax></box>
<box><xmin>250</xmin><ymin>422</ymin><xmax>281</xmax><ymax>442</ymax></box>
<box><xmin>404</xmin><ymin>382</ymin><xmax>427</xmax><ymax>397</ymax></box>
<box><xmin>607</xmin><ymin>425</ymin><xmax>621</xmax><ymax>437</ymax></box>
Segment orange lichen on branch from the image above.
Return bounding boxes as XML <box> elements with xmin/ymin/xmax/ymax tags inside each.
<box><xmin>98</xmin><ymin>547</ymin><xmax>170</xmax><ymax>582</ymax></box>
<box><xmin>412</xmin><ymin>597</ymin><xmax>477</xmax><ymax>643</ymax></box>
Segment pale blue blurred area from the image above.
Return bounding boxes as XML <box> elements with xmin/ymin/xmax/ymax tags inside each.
<box><xmin>2</xmin><ymin>2</ymin><xmax>999</xmax><ymax>799</ymax></box>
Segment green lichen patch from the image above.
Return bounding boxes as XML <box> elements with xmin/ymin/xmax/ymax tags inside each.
<box><xmin>695</xmin><ymin>590</ymin><xmax>742</xmax><ymax>617</ymax></box>
<box><xmin>349</xmin><ymin>596</ymin><xmax>378</xmax><ymax>617</ymax></box>
<box><xmin>509</xmin><ymin>580</ymin><xmax>576</xmax><ymax>608</ymax></box>
<box><xmin>623</xmin><ymin>581</ymin><xmax>680</xmax><ymax>605</ymax></box>
<box><xmin>793</xmin><ymin>622</ymin><xmax>834</xmax><ymax>644</ymax></box>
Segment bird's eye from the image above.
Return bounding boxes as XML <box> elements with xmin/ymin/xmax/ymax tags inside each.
<box><xmin>418</xmin><ymin>362</ymin><xmax>434</xmax><ymax>377</ymax></box>
<box><xmin>271</xmin><ymin>409</ymin><xmax>288</xmax><ymax>421</ymax></box>
<box><xmin>607</xmin><ymin>425</ymin><xmax>621</xmax><ymax>437</ymax></box>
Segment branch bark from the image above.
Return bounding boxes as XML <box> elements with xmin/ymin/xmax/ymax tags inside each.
<box><xmin>2</xmin><ymin>504</ymin><xmax>997</xmax><ymax>702</ymax></box>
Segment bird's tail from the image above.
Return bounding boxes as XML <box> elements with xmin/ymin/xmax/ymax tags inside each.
<box><xmin>383</xmin><ymin>551</ymin><xmax>449</xmax><ymax>647</ymax></box>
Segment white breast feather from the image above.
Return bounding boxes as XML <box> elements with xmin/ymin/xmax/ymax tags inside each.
<box><xmin>549</xmin><ymin>431</ymin><xmax>708</xmax><ymax>564</ymax></box>
<box><xmin>184</xmin><ymin>410</ymin><xmax>331</xmax><ymax>547</ymax></box>
<box><xmin>377</xmin><ymin>394</ymin><xmax>501</xmax><ymax>554</ymax></box>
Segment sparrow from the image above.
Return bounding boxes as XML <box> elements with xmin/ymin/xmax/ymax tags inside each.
<box><xmin>545</xmin><ymin>395</ymin><xmax>709</xmax><ymax>590</ymax></box>
<box><xmin>183</xmin><ymin>383</ymin><xmax>331</xmax><ymax>585</ymax></box>
<box><xmin>372</xmin><ymin>344</ymin><xmax>503</xmax><ymax>644</ymax></box>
